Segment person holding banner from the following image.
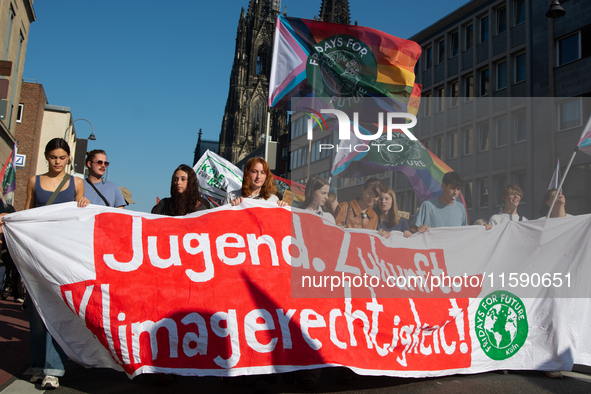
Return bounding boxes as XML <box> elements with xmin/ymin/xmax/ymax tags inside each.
<box><xmin>489</xmin><ymin>184</ymin><xmax>528</xmax><ymax>225</ymax></box>
<box><xmin>151</xmin><ymin>164</ymin><xmax>209</xmax><ymax>215</ymax></box>
<box><xmin>23</xmin><ymin>138</ymin><xmax>89</xmax><ymax>389</ymax></box>
<box><xmin>540</xmin><ymin>189</ymin><xmax>567</xmax><ymax>218</ymax></box>
<box><xmin>411</xmin><ymin>172</ymin><xmax>468</xmax><ymax>233</ymax></box>
<box><xmin>301</xmin><ymin>176</ymin><xmax>335</xmax><ymax>224</ymax></box>
<box><xmin>224</xmin><ymin>157</ymin><xmax>287</xmax><ymax>207</ymax></box>
<box><xmin>84</xmin><ymin>149</ymin><xmax>126</xmax><ymax>208</ymax></box>
<box><xmin>376</xmin><ymin>187</ymin><xmax>411</xmax><ymax>238</ymax></box>
<box><xmin>334</xmin><ymin>178</ymin><xmax>381</xmax><ymax>229</ymax></box>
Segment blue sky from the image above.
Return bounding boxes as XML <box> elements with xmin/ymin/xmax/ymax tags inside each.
<box><xmin>23</xmin><ymin>0</ymin><xmax>469</xmax><ymax>213</ymax></box>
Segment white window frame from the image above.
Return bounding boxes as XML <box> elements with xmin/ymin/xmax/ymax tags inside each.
<box><xmin>557</xmin><ymin>32</ymin><xmax>581</xmax><ymax>67</ymax></box>
<box><xmin>557</xmin><ymin>98</ymin><xmax>583</xmax><ymax>132</ymax></box>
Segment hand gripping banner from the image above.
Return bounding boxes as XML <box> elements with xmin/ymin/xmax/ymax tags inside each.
<box><xmin>4</xmin><ymin>202</ymin><xmax>591</xmax><ymax>378</ymax></box>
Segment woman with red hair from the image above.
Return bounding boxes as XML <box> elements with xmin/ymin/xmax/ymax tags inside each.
<box><xmin>225</xmin><ymin>157</ymin><xmax>287</xmax><ymax>206</ymax></box>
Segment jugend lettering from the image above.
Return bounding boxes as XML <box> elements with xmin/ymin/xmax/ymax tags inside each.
<box><xmin>307</xmin><ymin>110</ymin><xmax>417</xmax><ymax>142</ymax></box>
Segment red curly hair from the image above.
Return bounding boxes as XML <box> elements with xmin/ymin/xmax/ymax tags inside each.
<box><xmin>242</xmin><ymin>157</ymin><xmax>277</xmax><ymax>200</ymax></box>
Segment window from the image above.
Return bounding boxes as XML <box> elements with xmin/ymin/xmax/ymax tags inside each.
<box><xmin>16</xmin><ymin>103</ymin><xmax>23</xmax><ymax>123</ymax></box>
<box><xmin>495</xmin><ymin>175</ymin><xmax>507</xmax><ymax>207</ymax></box>
<box><xmin>496</xmin><ymin>60</ymin><xmax>507</xmax><ymax>90</ymax></box>
<box><xmin>496</xmin><ymin>7</ymin><xmax>507</xmax><ymax>34</ymax></box>
<box><xmin>514</xmin><ymin>111</ymin><xmax>526</xmax><ymax>142</ymax></box>
<box><xmin>437</xmin><ymin>86</ymin><xmax>445</xmax><ymax>112</ymax></box>
<box><xmin>463</xmin><ymin>127</ymin><xmax>473</xmax><ymax>155</ymax></box>
<box><xmin>479</xmin><ymin>123</ymin><xmax>490</xmax><ymax>151</ymax></box>
<box><xmin>514</xmin><ymin>53</ymin><xmax>526</xmax><ymax>83</ymax></box>
<box><xmin>512</xmin><ymin>171</ymin><xmax>527</xmax><ymax>202</ymax></box>
<box><xmin>437</xmin><ymin>39</ymin><xmax>446</xmax><ymax>64</ymax></box>
<box><xmin>435</xmin><ymin>136</ymin><xmax>443</xmax><ymax>158</ymax></box>
<box><xmin>514</xmin><ymin>0</ymin><xmax>525</xmax><ymax>26</ymax></box>
<box><xmin>479</xmin><ymin>178</ymin><xmax>489</xmax><ymax>208</ymax></box>
<box><xmin>465</xmin><ymin>24</ymin><xmax>474</xmax><ymax>50</ymax></box>
<box><xmin>424</xmin><ymin>92</ymin><xmax>432</xmax><ymax>116</ymax></box>
<box><xmin>479</xmin><ymin>15</ymin><xmax>489</xmax><ymax>43</ymax></box>
<box><xmin>558</xmin><ymin>98</ymin><xmax>582</xmax><ymax>131</ymax></box>
<box><xmin>450</xmin><ymin>32</ymin><xmax>459</xmax><ymax>57</ymax></box>
<box><xmin>421</xmin><ymin>138</ymin><xmax>431</xmax><ymax>151</ymax></box>
<box><xmin>464</xmin><ymin>74</ymin><xmax>473</xmax><ymax>101</ymax></box>
<box><xmin>464</xmin><ymin>182</ymin><xmax>473</xmax><ymax>210</ymax></box>
<box><xmin>397</xmin><ymin>193</ymin><xmax>406</xmax><ymax>213</ymax></box>
<box><xmin>450</xmin><ymin>81</ymin><xmax>458</xmax><ymax>107</ymax></box>
<box><xmin>424</xmin><ymin>46</ymin><xmax>432</xmax><ymax>70</ymax></box>
<box><xmin>557</xmin><ymin>33</ymin><xmax>580</xmax><ymax>66</ymax></box>
<box><xmin>2</xmin><ymin>5</ymin><xmax>14</xmax><ymax>60</ymax></box>
<box><xmin>496</xmin><ymin>116</ymin><xmax>508</xmax><ymax>147</ymax></box>
<box><xmin>480</xmin><ymin>68</ymin><xmax>489</xmax><ymax>96</ymax></box>
<box><xmin>449</xmin><ymin>132</ymin><xmax>458</xmax><ymax>159</ymax></box>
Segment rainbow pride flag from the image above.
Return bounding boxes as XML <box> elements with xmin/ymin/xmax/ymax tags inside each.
<box><xmin>331</xmin><ymin>125</ymin><xmax>468</xmax><ymax>212</ymax></box>
<box><xmin>0</xmin><ymin>142</ymin><xmax>16</xmax><ymax>196</ymax></box>
<box><xmin>269</xmin><ymin>16</ymin><xmax>421</xmax><ymax>109</ymax></box>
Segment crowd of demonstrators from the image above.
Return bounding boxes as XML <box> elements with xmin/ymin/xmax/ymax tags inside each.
<box><xmin>151</xmin><ymin>164</ymin><xmax>209</xmax><ymax>215</ymax></box>
<box><xmin>83</xmin><ymin>149</ymin><xmax>126</xmax><ymax>208</ymax></box>
<box><xmin>225</xmin><ymin>157</ymin><xmax>287</xmax><ymax>207</ymax></box>
<box><xmin>22</xmin><ymin>138</ymin><xmax>90</xmax><ymax>389</ymax></box>
<box><xmin>489</xmin><ymin>184</ymin><xmax>527</xmax><ymax>225</ymax></box>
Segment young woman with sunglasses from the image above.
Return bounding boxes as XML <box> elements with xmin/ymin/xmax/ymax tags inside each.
<box><xmin>224</xmin><ymin>157</ymin><xmax>287</xmax><ymax>207</ymax></box>
<box><xmin>84</xmin><ymin>149</ymin><xmax>126</xmax><ymax>208</ymax></box>
<box><xmin>152</xmin><ymin>164</ymin><xmax>209</xmax><ymax>215</ymax></box>
<box><xmin>23</xmin><ymin>138</ymin><xmax>89</xmax><ymax>389</ymax></box>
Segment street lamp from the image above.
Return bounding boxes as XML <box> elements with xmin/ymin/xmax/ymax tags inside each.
<box><xmin>62</xmin><ymin>118</ymin><xmax>96</xmax><ymax>175</ymax></box>
<box><xmin>546</xmin><ymin>1</ymin><xmax>566</xmax><ymax>18</ymax></box>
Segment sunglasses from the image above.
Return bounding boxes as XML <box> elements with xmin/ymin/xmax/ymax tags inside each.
<box><xmin>93</xmin><ymin>160</ymin><xmax>110</xmax><ymax>167</ymax></box>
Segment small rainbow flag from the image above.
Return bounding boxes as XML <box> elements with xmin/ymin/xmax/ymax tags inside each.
<box><xmin>273</xmin><ymin>175</ymin><xmax>305</xmax><ymax>206</ymax></box>
<box><xmin>0</xmin><ymin>142</ymin><xmax>16</xmax><ymax>196</ymax></box>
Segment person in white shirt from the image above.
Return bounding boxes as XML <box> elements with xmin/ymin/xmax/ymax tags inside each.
<box><xmin>489</xmin><ymin>184</ymin><xmax>528</xmax><ymax>225</ymax></box>
<box><xmin>224</xmin><ymin>157</ymin><xmax>287</xmax><ymax>207</ymax></box>
<box><xmin>300</xmin><ymin>176</ymin><xmax>335</xmax><ymax>224</ymax></box>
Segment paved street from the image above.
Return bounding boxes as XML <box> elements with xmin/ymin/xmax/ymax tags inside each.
<box><xmin>2</xmin><ymin>298</ymin><xmax>591</xmax><ymax>394</ymax></box>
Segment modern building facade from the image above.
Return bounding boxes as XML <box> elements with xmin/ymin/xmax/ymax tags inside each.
<box><xmin>0</xmin><ymin>0</ymin><xmax>35</xmax><ymax>163</ymax></box>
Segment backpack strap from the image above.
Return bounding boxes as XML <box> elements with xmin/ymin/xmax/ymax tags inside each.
<box><xmin>86</xmin><ymin>178</ymin><xmax>110</xmax><ymax>206</ymax></box>
<box><xmin>46</xmin><ymin>174</ymin><xmax>70</xmax><ymax>206</ymax></box>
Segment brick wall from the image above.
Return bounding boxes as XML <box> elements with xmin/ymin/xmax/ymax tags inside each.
<box><xmin>14</xmin><ymin>82</ymin><xmax>46</xmax><ymax>211</ymax></box>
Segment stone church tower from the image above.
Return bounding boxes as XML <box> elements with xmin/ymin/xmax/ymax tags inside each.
<box><xmin>218</xmin><ymin>0</ymin><xmax>351</xmax><ymax>163</ymax></box>
<box><xmin>218</xmin><ymin>0</ymin><xmax>286</xmax><ymax>163</ymax></box>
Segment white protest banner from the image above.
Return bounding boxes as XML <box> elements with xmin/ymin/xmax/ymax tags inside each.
<box><xmin>193</xmin><ymin>150</ymin><xmax>243</xmax><ymax>201</ymax></box>
<box><xmin>4</xmin><ymin>203</ymin><xmax>591</xmax><ymax>378</ymax></box>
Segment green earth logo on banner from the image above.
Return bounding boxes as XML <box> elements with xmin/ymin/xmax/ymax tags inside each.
<box><xmin>306</xmin><ymin>35</ymin><xmax>377</xmax><ymax>105</ymax></box>
<box><xmin>476</xmin><ymin>291</ymin><xmax>528</xmax><ymax>361</ymax></box>
<box><xmin>367</xmin><ymin>132</ymin><xmax>433</xmax><ymax>168</ymax></box>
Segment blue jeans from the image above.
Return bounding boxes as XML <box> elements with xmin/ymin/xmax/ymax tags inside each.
<box><xmin>28</xmin><ymin>301</ymin><xmax>67</xmax><ymax>377</ymax></box>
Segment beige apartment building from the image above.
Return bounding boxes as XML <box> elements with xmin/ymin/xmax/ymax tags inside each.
<box><xmin>0</xmin><ymin>0</ymin><xmax>35</xmax><ymax>162</ymax></box>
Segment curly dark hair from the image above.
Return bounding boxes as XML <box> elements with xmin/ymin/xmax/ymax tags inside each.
<box><xmin>169</xmin><ymin>164</ymin><xmax>207</xmax><ymax>216</ymax></box>
<box><xmin>241</xmin><ymin>157</ymin><xmax>277</xmax><ymax>200</ymax></box>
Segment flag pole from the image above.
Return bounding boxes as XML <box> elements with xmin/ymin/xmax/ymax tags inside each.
<box><xmin>546</xmin><ymin>148</ymin><xmax>577</xmax><ymax>218</ymax></box>
<box><xmin>264</xmin><ymin>111</ymin><xmax>271</xmax><ymax>162</ymax></box>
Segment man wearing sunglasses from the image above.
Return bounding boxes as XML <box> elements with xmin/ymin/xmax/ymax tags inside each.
<box><xmin>84</xmin><ymin>149</ymin><xmax>126</xmax><ymax>209</ymax></box>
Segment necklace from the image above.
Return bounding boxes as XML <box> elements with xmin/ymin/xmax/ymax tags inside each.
<box><xmin>50</xmin><ymin>175</ymin><xmax>65</xmax><ymax>188</ymax></box>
